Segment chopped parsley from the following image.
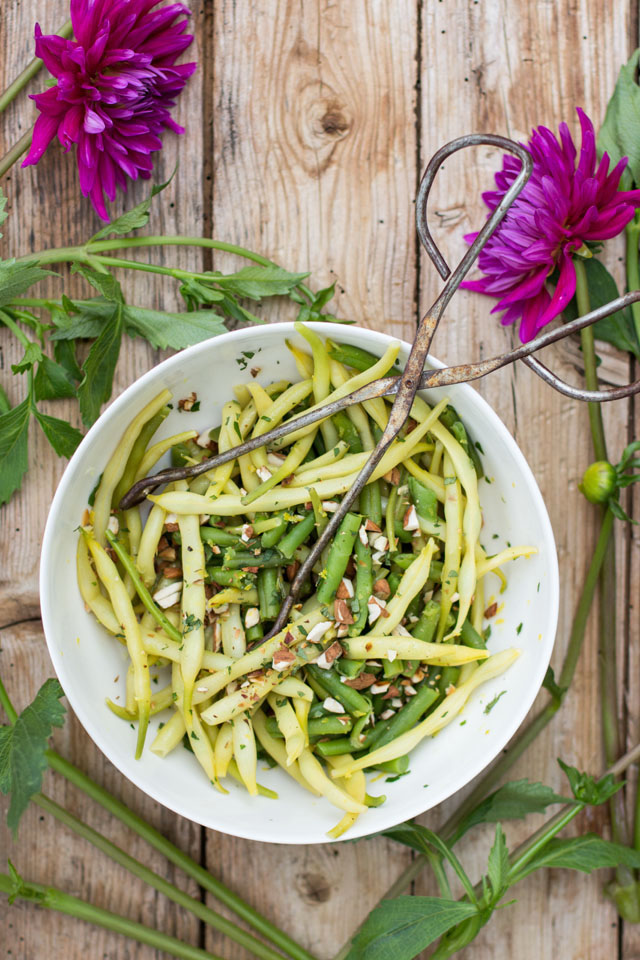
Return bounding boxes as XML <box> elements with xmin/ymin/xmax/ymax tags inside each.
<box><xmin>484</xmin><ymin>690</ymin><xmax>507</xmax><ymax>714</ymax></box>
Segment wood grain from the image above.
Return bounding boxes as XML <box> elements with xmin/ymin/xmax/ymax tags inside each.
<box><xmin>1</xmin><ymin>0</ymin><xmax>639</xmax><ymax>958</ymax></box>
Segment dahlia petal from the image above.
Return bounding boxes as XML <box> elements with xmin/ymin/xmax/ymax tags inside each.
<box><xmin>518</xmin><ymin>289</ymin><xmax>552</xmax><ymax>343</ymax></box>
<box><xmin>535</xmin><ymin>249</ymin><xmax>577</xmax><ymax>331</ymax></box>
<box><xmin>59</xmin><ymin>103</ymin><xmax>84</xmax><ymax>148</ymax></box>
<box><xmin>84</xmin><ymin>107</ymin><xmax>107</xmax><ymax>134</ymax></box>
<box><xmin>22</xmin><ymin>112</ymin><xmax>60</xmax><ymax>165</ymax></box>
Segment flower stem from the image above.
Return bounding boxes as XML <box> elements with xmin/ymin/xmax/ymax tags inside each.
<box><xmin>574</xmin><ymin>258</ymin><xmax>608</xmax><ymax>462</ymax></box>
<box><xmin>33</xmin><ymin>793</ymin><xmax>286</xmax><ymax>960</ymax></box>
<box><xmin>332</xmin><ymin>509</ymin><xmax>614</xmax><ymax>960</ymax></box>
<box><xmin>0</xmin><ymin>675</ymin><xmax>315</xmax><ymax>960</ymax></box>
<box><xmin>0</xmin><ymin>20</ymin><xmax>72</xmax><ymax>114</ymax></box>
<box><xmin>0</xmin><ymin>871</ymin><xmax>220</xmax><ymax>960</ymax></box>
<box><xmin>626</xmin><ymin>212</ymin><xmax>640</xmax><ymax>347</ymax></box>
<box><xmin>0</xmin><ymin>127</ymin><xmax>34</xmax><ymax>180</ymax></box>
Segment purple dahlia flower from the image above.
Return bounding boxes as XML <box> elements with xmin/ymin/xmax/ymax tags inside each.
<box><xmin>462</xmin><ymin>108</ymin><xmax>640</xmax><ymax>342</ymax></box>
<box><xmin>22</xmin><ymin>0</ymin><xmax>196</xmax><ymax>220</ymax></box>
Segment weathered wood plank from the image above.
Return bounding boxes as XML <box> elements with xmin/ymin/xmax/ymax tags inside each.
<box><xmin>205</xmin><ymin>1</ymin><xmax>419</xmax><ymax>956</ymax></box>
<box><xmin>413</xmin><ymin>2</ymin><xmax>633</xmax><ymax>958</ymax></box>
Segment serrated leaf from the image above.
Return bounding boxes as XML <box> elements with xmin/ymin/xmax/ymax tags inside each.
<box><xmin>10</xmin><ymin>341</ymin><xmax>43</xmax><ymax>375</ymax></box>
<box><xmin>0</xmin><ymin>397</ymin><xmax>30</xmax><ymax>505</ymax></box>
<box><xmin>309</xmin><ymin>281</ymin><xmax>336</xmax><ymax>310</ymax></box>
<box><xmin>34</xmin><ymin>355</ymin><xmax>76</xmax><ymax>400</ymax></box>
<box><xmin>75</xmin><ymin>265</ymin><xmax>124</xmax><ymax>303</ymax></box>
<box><xmin>33</xmin><ymin>408</ymin><xmax>83</xmax><ymax>458</ymax></box>
<box><xmin>49</xmin><ymin>297</ymin><xmax>114</xmax><ymax>341</ymax></box>
<box><xmin>598</xmin><ymin>49</ymin><xmax>640</xmax><ymax>187</ymax></box>
<box><xmin>53</xmin><ymin>340</ymin><xmax>83</xmax><ymax>383</ymax></box>
<box><xmin>0</xmin><ymin>679</ymin><xmax>66</xmax><ymax>835</ymax></box>
<box><xmin>563</xmin><ymin>258</ymin><xmax>640</xmax><ymax>359</ymax></box>
<box><xmin>212</xmin><ymin>265</ymin><xmax>309</xmax><ymax>300</ymax></box>
<box><xmin>486</xmin><ymin>825</ymin><xmax>510</xmax><ymax>901</ymax></box>
<box><xmin>124</xmin><ymin>305</ymin><xmax>228</xmax><ymax>349</ymax></box>
<box><xmin>89</xmin><ymin>170</ymin><xmax>176</xmax><ymax>241</ymax></box>
<box><xmin>524</xmin><ymin>835</ymin><xmax>640</xmax><ymax>875</ymax></box>
<box><xmin>77</xmin><ymin>304</ymin><xmax>123</xmax><ymax>427</ymax></box>
<box><xmin>216</xmin><ymin>294</ymin><xmax>263</xmax><ymax>325</ymax></box>
<box><xmin>452</xmin><ymin>779</ymin><xmax>567</xmax><ymax>844</ymax></box>
<box><xmin>558</xmin><ymin>758</ymin><xmax>622</xmax><ymax>805</ymax></box>
<box><xmin>0</xmin><ymin>259</ymin><xmax>52</xmax><ymax>308</ymax></box>
<box><xmin>346</xmin><ymin>897</ymin><xmax>478</xmax><ymax>960</ymax></box>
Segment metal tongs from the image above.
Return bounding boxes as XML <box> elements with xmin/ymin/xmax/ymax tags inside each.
<box><xmin>120</xmin><ymin>134</ymin><xmax>640</xmax><ymax>641</ymax></box>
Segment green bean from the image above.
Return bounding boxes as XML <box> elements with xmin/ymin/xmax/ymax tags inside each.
<box><xmin>171</xmin><ymin>438</ymin><xmax>206</xmax><ymax>469</ymax></box>
<box><xmin>408</xmin><ymin>476</ymin><xmax>444</xmax><ymax>538</ymax></box>
<box><xmin>207</xmin><ymin>567</ymin><xmax>254</xmax><ymax>589</ymax></box>
<box><xmin>375</xmin><ymin>756</ymin><xmax>410</xmax><ymax>775</ymax></box>
<box><xmin>460</xmin><ymin>617</ymin><xmax>487</xmax><ymax>650</ymax></box>
<box><xmin>246</xmin><ymin>622</ymin><xmax>264</xmax><ymax>644</ymax></box>
<box><xmin>257</xmin><ymin>567</ymin><xmax>281</xmax><ymax>621</ymax></box>
<box><xmin>411</xmin><ymin>599</ymin><xmax>441</xmax><ymax>643</ymax></box>
<box><xmin>221</xmin><ymin>548</ymin><xmax>288</xmax><ymax>570</ymax></box>
<box><xmin>265</xmin><ymin>716</ymin><xmax>286</xmax><ymax>738</ymax></box>
<box><xmin>105</xmin><ymin>530</ymin><xmax>181</xmax><ymax>644</ymax></box>
<box><xmin>449</xmin><ymin>420</ymin><xmax>484</xmax><ymax>477</ymax></box>
<box><xmin>364</xmin><ymin>682</ymin><xmax>439</xmax><ymax>752</ymax></box>
<box><xmin>385</xmin><ymin>485</ymin><xmax>398</xmax><ymax>552</ymax></box>
<box><xmin>278</xmin><ymin>511</ymin><xmax>316</xmax><ymax>559</ymax></box>
<box><xmin>199</xmin><ymin>526</ymin><xmax>241</xmax><ymax>548</ymax></box>
<box><xmin>437</xmin><ymin>666</ymin><xmax>460</xmax><ymax>696</ymax></box>
<box><xmin>349</xmin><ymin>537</ymin><xmax>373</xmax><ymax>637</ymax></box>
<box><xmin>113</xmin><ymin>409</ymin><xmax>168</xmax><ymax>506</ymax></box>
<box><xmin>349</xmin><ymin>715</ymin><xmax>370</xmax><ymax>751</ymax></box>
<box><xmin>364</xmin><ymin>793</ymin><xmax>386</xmax><ymax>807</ymax></box>
<box><xmin>260</xmin><ymin>511</ymin><xmax>288</xmax><ymax>548</ymax></box>
<box><xmin>327</xmin><ymin>343</ymin><xmax>385</xmax><ymax>372</ymax></box>
<box><xmin>332</xmin><ymin>410</ymin><xmax>363</xmax><ymax>453</ymax></box>
<box><xmin>316</xmin><ymin>512</ymin><xmax>361</xmax><ymax>605</ymax></box>
<box><xmin>314</xmin><ymin>738</ymin><xmax>355</xmax><ymax>757</ymax></box>
<box><xmin>306</xmin><ymin>664</ymin><xmax>371</xmax><ymax>717</ymax></box>
<box><xmin>360</xmin><ymin>478</ymin><xmax>382</xmax><ymax>526</ymax></box>
<box><xmin>387</xmin><ymin>572</ymin><xmax>402</xmax><ymax>596</ymax></box>
<box><xmin>335</xmin><ymin>658</ymin><xmax>366</xmax><ymax>678</ymax></box>
<box><xmin>382</xmin><ymin>658</ymin><xmax>404</xmax><ymax>679</ymax></box>
<box><xmin>309</xmin><ymin>716</ymin><xmax>354</xmax><ymax>737</ymax></box>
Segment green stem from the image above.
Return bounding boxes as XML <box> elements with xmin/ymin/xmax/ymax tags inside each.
<box><xmin>334</xmin><ymin>508</ymin><xmax>614</xmax><ymax>959</ymax></box>
<box><xmin>0</xmin><ymin>676</ymin><xmax>315</xmax><ymax>960</ymax></box>
<box><xmin>0</xmin><ymin>127</ymin><xmax>34</xmax><ymax>180</ymax></box>
<box><xmin>0</xmin><ymin>20</ymin><xmax>73</xmax><ymax>114</ymax></box>
<box><xmin>507</xmin><ymin>803</ymin><xmax>584</xmax><ymax>883</ymax></box>
<box><xmin>44</xmin><ymin>748</ymin><xmax>315</xmax><ymax>960</ymax></box>
<box><xmin>626</xmin><ymin>213</ymin><xmax>640</xmax><ymax>346</ymax></box>
<box><xmin>33</xmin><ymin>793</ymin><xmax>286</xmax><ymax>960</ymax></box>
<box><xmin>0</xmin><ymin>871</ymin><xmax>220</xmax><ymax>960</ymax></box>
<box><xmin>0</xmin><ymin>309</ymin><xmax>31</xmax><ymax>349</ymax></box>
<box><xmin>574</xmin><ymin>258</ymin><xmax>607</xmax><ymax>462</ymax></box>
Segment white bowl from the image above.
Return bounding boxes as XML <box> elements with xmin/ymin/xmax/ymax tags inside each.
<box><xmin>40</xmin><ymin>322</ymin><xmax>559</xmax><ymax>843</ymax></box>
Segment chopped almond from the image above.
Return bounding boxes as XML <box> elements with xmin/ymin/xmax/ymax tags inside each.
<box><xmin>250</xmin><ymin>367</ymin><xmax>262</xmax><ymax>378</ymax></box>
<box><xmin>283</xmin><ymin>630</ymin><xmax>296</xmax><ymax>645</ymax></box>
<box><xmin>382</xmin><ymin>684</ymin><xmax>400</xmax><ymax>700</ymax></box>
<box><xmin>164</xmin><ymin>522</ymin><xmax>179</xmax><ymax>533</ymax></box>
<box><xmin>162</xmin><ymin>566</ymin><xmax>183</xmax><ymax>579</ymax></box>
<box><xmin>484</xmin><ymin>602</ymin><xmax>498</xmax><ymax>619</ymax></box>
<box><xmin>383</xmin><ymin>466</ymin><xmax>401</xmax><ymax>485</ymax></box>
<box><xmin>334</xmin><ymin>598</ymin><xmax>355</xmax><ymax>625</ymax></box>
<box><xmin>285</xmin><ymin>560</ymin><xmax>300</xmax><ymax>582</ymax></box>
<box><xmin>336</xmin><ymin>577</ymin><xmax>354</xmax><ymax>599</ymax></box>
<box><xmin>272</xmin><ymin>646</ymin><xmax>296</xmax><ymax>671</ymax></box>
<box><xmin>373</xmin><ymin>578</ymin><xmax>391</xmax><ymax>599</ymax></box>
<box><xmin>178</xmin><ymin>391</ymin><xmax>198</xmax><ymax>411</ymax></box>
<box><xmin>364</xmin><ymin>519</ymin><xmax>382</xmax><ymax>533</ymax></box>
<box><xmin>403</xmin><ymin>505</ymin><xmax>420</xmax><ymax>531</ymax></box>
<box><xmin>158</xmin><ymin>547</ymin><xmax>177</xmax><ymax>561</ymax></box>
<box><xmin>344</xmin><ymin>672</ymin><xmax>377</xmax><ymax>690</ymax></box>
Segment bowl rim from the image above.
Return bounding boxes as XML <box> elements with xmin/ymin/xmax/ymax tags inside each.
<box><xmin>40</xmin><ymin>321</ymin><xmax>559</xmax><ymax>843</ymax></box>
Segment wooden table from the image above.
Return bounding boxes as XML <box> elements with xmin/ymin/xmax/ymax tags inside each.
<box><xmin>1</xmin><ymin>2</ymin><xmax>638</xmax><ymax>957</ymax></box>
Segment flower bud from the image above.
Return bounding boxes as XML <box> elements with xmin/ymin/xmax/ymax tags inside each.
<box><xmin>579</xmin><ymin>460</ymin><xmax>617</xmax><ymax>503</ymax></box>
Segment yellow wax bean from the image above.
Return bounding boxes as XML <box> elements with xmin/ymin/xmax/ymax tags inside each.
<box><xmin>245</xmin><ymin>382</ymin><xmax>273</xmax><ymax>416</ymax></box>
<box><xmin>137</xmin><ymin>500</ymin><xmax>167</xmax><ymax>587</ymax></box>
<box><xmin>150</xmin><ymin>710</ymin><xmax>186</xmax><ymax>757</ymax></box>
<box><xmin>403</xmin><ymin>458</ymin><xmax>446</xmax><ymax>502</ymax></box>
<box><xmin>176</xmin><ymin>481</ymin><xmax>206</xmax><ymax>724</ymax></box>
<box><xmin>267</xmin><ymin>692</ymin><xmax>305</xmax><ymax>766</ymax></box>
<box><xmin>438</xmin><ymin>453</ymin><xmax>461</xmax><ymax>640</ymax></box>
<box><xmin>135</xmin><ymin>430</ymin><xmax>198</xmax><ymax>481</ymax></box>
<box><xmin>295</xmin><ymin>323</ymin><xmax>338</xmax><ymax>450</ymax></box>
<box><xmin>298</xmin><ymin>749</ymin><xmax>367</xmax><ymax>814</ymax></box>
<box><xmin>93</xmin><ymin>389</ymin><xmax>172</xmax><ymax>544</ymax></box>
<box><xmin>293</xmin><ymin>697</ymin><xmax>311</xmax><ymax>746</ymax></box>
<box><xmin>214</xmin><ymin>722</ymin><xmax>234</xmax><ymax>777</ymax></box>
<box><xmin>220</xmin><ymin>604</ymin><xmax>246</xmax><ymax>659</ymax></box>
<box><xmin>476</xmin><ymin>546</ymin><xmax>539</xmax><ymax>579</ymax></box>
<box><xmin>295</xmin><ymin>441</ymin><xmax>350</xmax><ymax>476</ymax></box>
<box><xmin>369</xmin><ymin>541</ymin><xmax>436</xmax><ymax>636</ymax></box>
<box><xmin>88</xmin><ymin>537</ymin><xmax>150</xmax><ymax>758</ymax></box>
<box><xmin>252</xmin><ymin>709</ymin><xmax>320</xmax><ymax>795</ymax></box>
<box><xmin>205</xmin><ymin>401</ymin><xmax>240</xmax><ymax>498</ymax></box>
<box><xmin>328</xmin><ymin>359</ymin><xmax>375</xmax><ymax>450</ymax></box>
<box><xmin>209</xmin><ymin>587</ymin><xmax>259</xmax><ymax>607</ymax></box>
<box><xmin>332</xmin><ymin>649</ymin><xmax>521</xmax><ymax>778</ymax></box>
<box><xmin>326</xmin><ymin>755</ymin><xmax>367</xmax><ymax>839</ymax></box>
<box><xmin>232</xmin><ymin>715</ymin><xmax>258</xmax><ymax>795</ymax></box>
<box><xmin>242</xmin><ymin>432</ymin><xmax>316</xmax><ymax>506</ymax></box>
<box><xmin>200</xmin><ymin>672</ymin><xmax>282</xmax><ymax>726</ymax></box>
<box><xmin>172</xmin><ymin>663</ymin><xmax>218</xmax><ymax>786</ymax></box>
<box><xmin>343</xmin><ymin>637</ymin><xmax>488</xmax><ymax>665</ymax></box>
<box><xmin>76</xmin><ymin>535</ymin><xmax>120</xmax><ymax>635</ymax></box>
<box><xmin>285</xmin><ymin>339</ymin><xmax>314</xmax><ymax>378</ymax></box>
<box><xmin>274</xmin><ymin>677</ymin><xmax>314</xmax><ymax>702</ymax></box>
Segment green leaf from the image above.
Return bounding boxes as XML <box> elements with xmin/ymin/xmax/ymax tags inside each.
<box><xmin>49</xmin><ymin>296</ymin><xmax>114</xmax><ymax>341</ymax></box>
<box><xmin>486</xmin><ymin>825</ymin><xmax>510</xmax><ymax>901</ymax></box>
<box><xmin>212</xmin><ymin>265</ymin><xmax>309</xmax><ymax>300</ymax></box>
<box><xmin>0</xmin><ymin>187</ymin><xmax>8</xmax><ymax>238</ymax></box>
<box><xmin>558</xmin><ymin>758</ymin><xmax>622</xmax><ymax>805</ymax></box>
<box><xmin>346</xmin><ymin>898</ymin><xmax>478</xmax><ymax>960</ymax></box>
<box><xmin>542</xmin><ymin>666</ymin><xmax>566</xmax><ymax>705</ymax></box>
<box><xmin>75</xmin><ymin>265</ymin><xmax>124</xmax><ymax>303</ymax></box>
<box><xmin>77</xmin><ymin>304</ymin><xmax>124</xmax><ymax>427</ymax></box>
<box><xmin>124</xmin><ymin>305</ymin><xmax>228</xmax><ymax>349</ymax></box>
<box><xmin>598</xmin><ymin>49</ymin><xmax>640</xmax><ymax>187</ymax></box>
<box><xmin>383</xmin><ymin>823</ymin><xmax>478</xmax><ymax>906</ymax></box>
<box><xmin>34</xmin><ymin>355</ymin><xmax>76</xmax><ymax>401</ymax></box>
<box><xmin>0</xmin><ymin>679</ymin><xmax>66</xmax><ymax>835</ymax></box>
<box><xmin>524</xmin><ymin>835</ymin><xmax>640</xmax><ymax>875</ymax></box>
<box><xmin>309</xmin><ymin>282</ymin><xmax>336</xmax><ymax>310</ymax></box>
<box><xmin>33</xmin><ymin>409</ymin><xmax>83</xmax><ymax>458</ymax></box>
<box><xmin>563</xmin><ymin>258</ymin><xmax>640</xmax><ymax>359</ymax></box>
<box><xmin>0</xmin><ymin>259</ymin><xmax>52</xmax><ymax>309</ymax></box>
<box><xmin>452</xmin><ymin>779</ymin><xmax>567</xmax><ymax>844</ymax></box>
<box><xmin>0</xmin><ymin>397</ymin><xmax>30</xmax><ymax>505</ymax></box>
<box><xmin>10</xmin><ymin>341</ymin><xmax>43</xmax><ymax>375</ymax></box>
<box><xmin>89</xmin><ymin>170</ymin><xmax>176</xmax><ymax>241</ymax></box>
<box><xmin>53</xmin><ymin>340</ymin><xmax>83</xmax><ymax>383</ymax></box>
